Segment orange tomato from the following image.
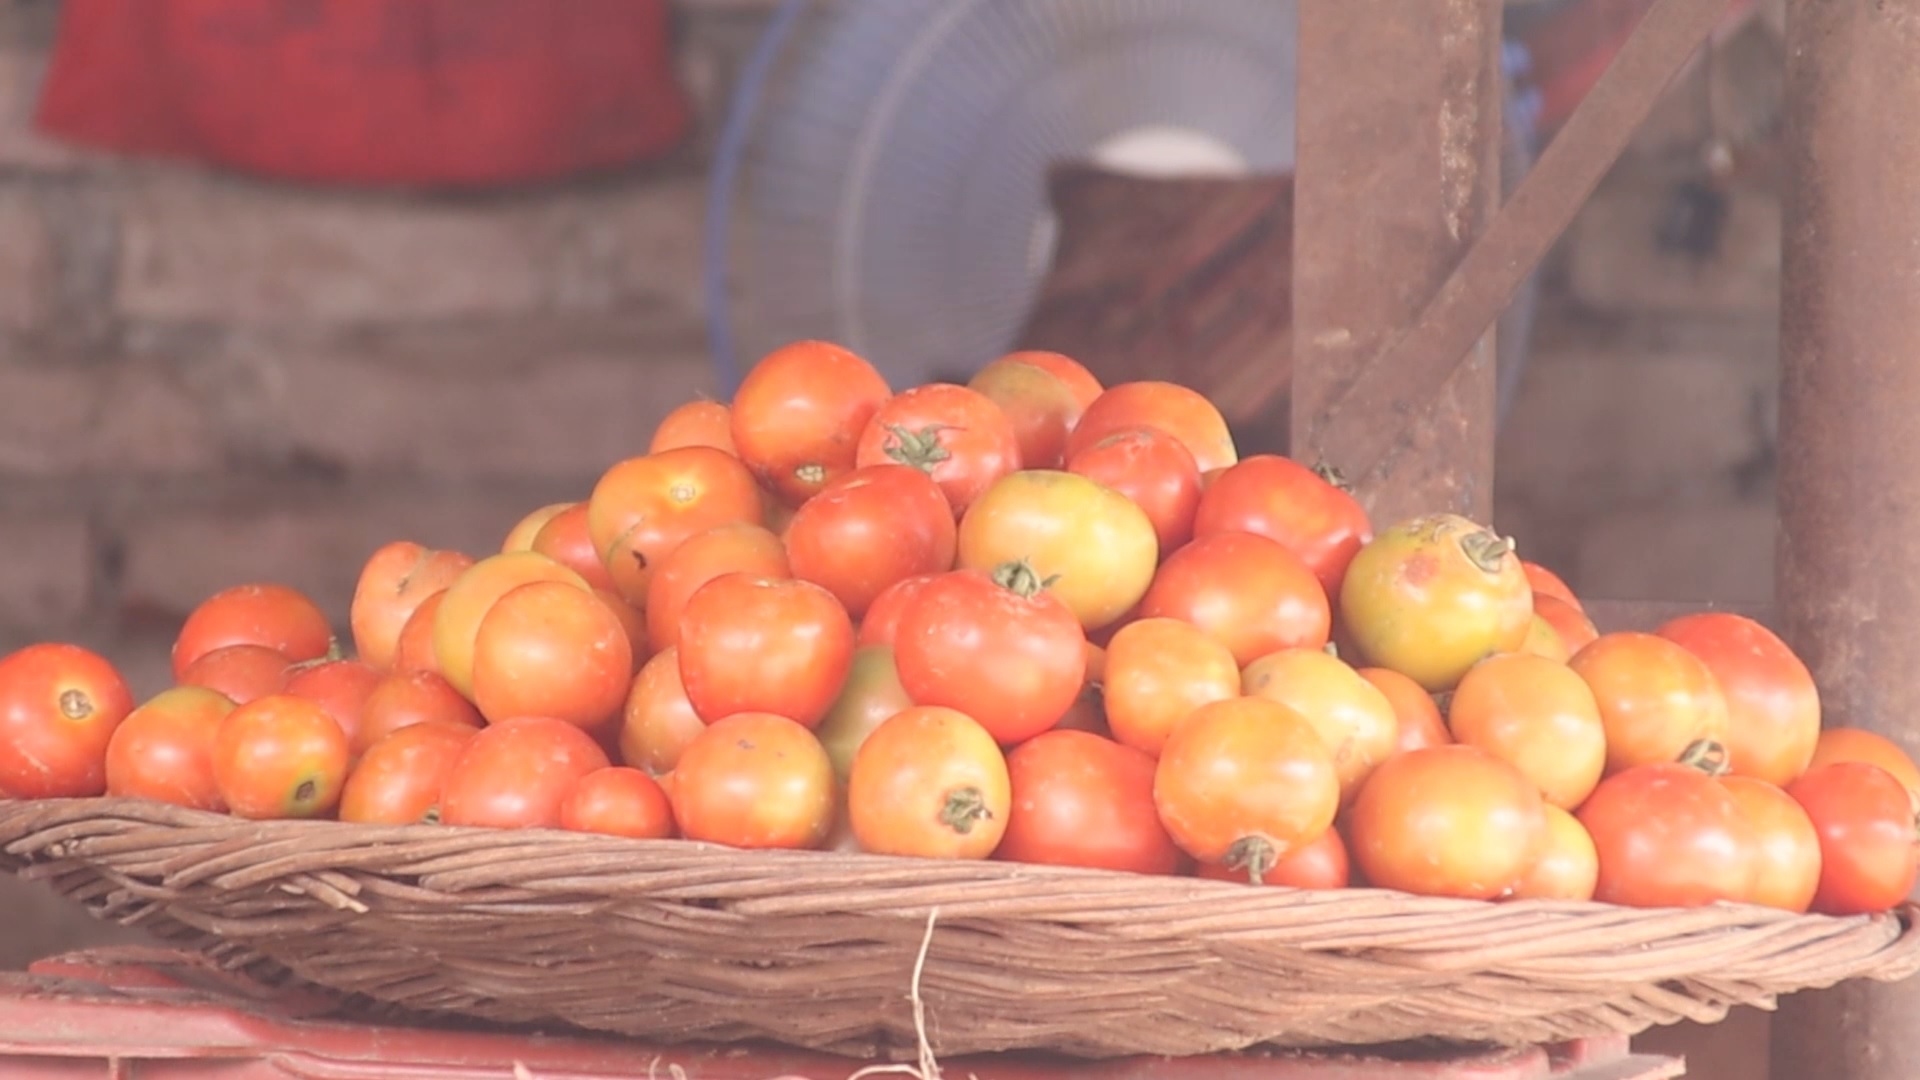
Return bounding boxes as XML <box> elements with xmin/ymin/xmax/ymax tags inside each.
<box><xmin>1534</xmin><ymin>593</ymin><xmax>1599</xmax><ymax>654</ymax></box>
<box><xmin>650</xmin><ymin>399</ymin><xmax>737</xmax><ymax>456</ymax></box>
<box><xmin>671</xmin><ymin>712</ymin><xmax>836</xmax><ymax>850</ymax></box>
<box><xmin>855</xmin><ymin>384</ymin><xmax>1022</xmax><ymax>516</ymax></box>
<box><xmin>1103</xmin><ymin>617</ymin><xmax>1240</xmax><ymax>757</ymax></box>
<box><xmin>1139</xmin><ymin>532</ymin><xmax>1331</xmax><ymax>667</ymax></box>
<box><xmin>1518</xmin><ymin>615</ymin><xmax>1571</xmax><ymax>663</ymax></box>
<box><xmin>956</xmin><ymin>470</ymin><xmax>1160</xmax><ymax>632</ymax></box>
<box><xmin>729</xmin><ymin>340</ymin><xmax>893</xmax><ymax>506</ymax></box>
<box><xmin>998</xmin><ymin>730</ymin><xmax>1181</xmax><ymax>875</ymax></box>
<box><xmin>643</xmin><ymin>522</ymin><xmax>791</xmax><ymax>654</ymax></box>
<box><xmin>1066</xmin><ymin>426</ymin><xmax>1204</xmax><ymax>555</ymax></box>
<box><xmin>431</xmin><ymin>551</ymin><xmax>590</xmax><ymax>699</ymax></box>
<box><xmin>178</xmin><ymin>644</ymin><xmax>291</xmax><ymax>706</ymax></box>
<box><xmin>1448</xmin><ymin>653</ymin><xmax>1607</xmax><ymax>810</ymax></box>
<box><xmin>1067</xmin><ymin>381</ymin><xmax>1238</xmax><ymax>474</ymax></box>
<box><xmin>172</xmin><ymin>583</ymin><xmax>334</xmax><ymax>682</ymax></box>
<box><xmin>1241</xmin><ymin>647</ymin><xmax>1399</xmax><ymax>806</ymax></box>
<box><xmin>471</xmin><ymin>580</ymin><xmax>634</xmax><ymax>733</ymax></box>
<box><xmin>356</xmin><ymin>670</ymin><xmax>482</xmax><ymax>756</ymax></box>
<box><xmin>586</xmin><ymin>446</ymin><xmax>767</xmax><ymax>605</ymax></box>
<box><xmin>439</xmin><ymin>716</ymin><xmax>612</xmax><ymax>830</ymax></box>
<box><xmin>1358</xmin><ymin>667</ymin><xmax>1452</xmax><ymax>753</ymax></box>
<box><xmin>105</xmin><ymin>685</ymin><xmax>234</xmax><ymax>811</ymax></box>
<box><xmin>1522</xmin><ymin>561</ymin><xmax>1581</xmax><ymax>611</ymax></box>
<box><xmin>284</xmin><ymin>659</ymin><xmax>381</xmax><ymax>762</ymax></box>
<box><xmin>559</xmin><ymin>766</ymin><xmax>675</xmax><ymax>839</ymax></box>
<box><xmin>503</xmin><ymin>503</ymin><xmax>572</xmax><ymax>553</ymax></box>
<box><xmin>1568</xmin><ymin>632</ymin><xmax>1731</xmax><ymax>776</ymax></box>
<box><xmin>350</xmin><ymin>542</ymin><xmax>473</xmax><ymax>673</ymax></box>
<box><xmin>997</xmin><ymin>349</ymin><xmax>1103</xmax><ymax>410</ymax></box>
<box><xmin>848</xmin><ymin>706</ymin><xmax>1011</xmax><ymax>859</ymax></box>
<box><xmin>677</xmin><ymin>574</ymin><xmax>855</xmax><ymax>729</ymax></box>
<box><xmin>1656</xmin><ymin>612</ymin><xmax>1820</xmax><ymax>788</ymax></box>
<box><xmin>1723</xmin><ymin>775</ymin><xmax>1821</xmax><ymax>913</ymax></box>
<box><xmin>967</xmin><ymin>356</ymin><xmax>1086</xmax><ymax>470</ymax></box>
<box><xmin>1511</xmin><ymin>804</ymin><xmax>1598</xmax><ymax>902</ymax></box>
<box><xmin>1807</xmin><ymin>727</ymin><xmax>1920</xmax><ymax>809</ymax></box>
<box><xmin>211</xmin><ymin>694</ymin><xmax>351</xmax><ymax>820</ymax></box>
<box><xmin>1347</xmin><ymin>745</ymin><xmax>1548</xmax><ymax>901</ymax></box>
<box><xmin>338</xmin><ymin>721</ymin><xmax>475</xmax><ymax>826</ymax></box>
<box><xmin>617</xmin><ymin>647</ymin><xmax>707</xmax><ymax>776</ymax></box>
<box><xmin>531</xmin><ymin>503</ymin><xmax>619</xmax><ymax>593</ymax></box>
<box><xmin>1195</xmin><ymin>827</ymin><xmax>1349</xmax><ymax>889</ymax></box>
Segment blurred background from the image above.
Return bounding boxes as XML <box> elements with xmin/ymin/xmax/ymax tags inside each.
<box><xmin>0</xmin><ymin>0</ymin><xmax>1784</xmax><ymax>1072</ymax></box>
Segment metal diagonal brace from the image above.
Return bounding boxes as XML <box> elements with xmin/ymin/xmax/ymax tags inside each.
<box><xmin>1307</xmin><ymin>0</ymin><xmax>1734</xmax><ymax>488</ymax></box>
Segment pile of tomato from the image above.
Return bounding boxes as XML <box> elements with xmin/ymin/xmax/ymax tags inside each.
<box><xmin>1</xmin><ymin>341</ymin><xmax>1915</xmax><ymax>919</ymax></box>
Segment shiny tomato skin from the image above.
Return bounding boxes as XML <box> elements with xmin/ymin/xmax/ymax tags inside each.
<box><xmin>814</xmin><ymin>646</ymin><xmax>914</xmax><ymax>781</ymax></box>
<box><xmin>356</xmin><ymin>671</ymin><xmax>482</xmax><ymax>757</ymax></box>
<box><xmin>644</xmin><ymin>522</ymin><xmax>791</xmax><ymax>655</ymax></box>
<box><xmin>1569</xmin><ymin>632</ymin><xmax>1731</xmax><ymax>776</ymax></box>
<box><xmin>211</xmin><ymin>694</ymin><xmax>352</xmax><ymax>820</ymax></box>
<box><xmin>677</xmin><ymin>574</ymin><xmax>855</xmax><ymax>729</ymax></box>
<box><xmin>1153</xmin><ymin>696</ymin><xmax>1341</xmax><ymax>878</ymax></box>
<box><xmin>857</xmin><ymin>575</ymin><xmax>939</xmax><ymax>649</ymax></box>
<box><xmin>471</xmin><ymin>580</ymin><xmax>634</xmax><ymax>733</ymax></box>
<box><xmin>1192</xmin><ymin>455</ymin><xmax>1373</xmax><ymax>600</ymax></box>
<box><xmin>338</xmin><ymin>721</ymin><xmax>476</xmax><ymax>825</ymax></box>
<box><xmin>1788</xmin><ymin>762</ymin><xmax>1920</xmax><ymax>916</ymax></box>
<box><xmin>104</xmin><ymin>685</ymin><xmax>234</xmax><ymax>811</ymax></box>
<box><xmin>1447</xmin><ymin>652</ymin><xmax>1607</xmax><ymax>810</ymax></box>
<box><xmin>650</xmin><ymin>399</ymin><xmax>737</xmax><ymax>456</ymax></box>
<box><xmin>1338</xmin><ymin>515</ymin><xmax>1534</xmax><ymax>692</ymax></box>
<box><xmin>967</xmin><ymin>356</ymin><xmax>1085</xmax><ymax>470</ymax></box>
<box><xmin>1102</xmin><ymin>617</ymin><xmax>1240</xmax><ymax>757</ymax></box>
<box><xmin>1808</xmin><ymin>728</ymin><xmax>1920</xmax><ymax>809</ymax></box>
<box><xmin>1511</xmin><ymin>804</ymin><xmax>1599</xmax><ymax>902</ymax></box>
<box><xmin>786</xmin><ymin>464</ymin><xmax>957</xmax><ymax>619</ymax></box>
<box><xmin>1196</xmin><ymin>827</ymin><xmax>1349</xmax><ymax>889</ymax></box>
<box><xmin>393</xmin><ymin>591</ymin><xmax>448</xmax><ymax>675</ymax></box>
<box><xmin>284</xmin><ymin>659</ymin><xmax>381</xmax><ymax>762</ymax></box>
<box><xmin>1358</xmin><ymin>667</ymin><xmax>1452</xmax><ymax>753</ymax></box>
<box><xmin>730</xmin><ymin>340</ymin><xmax>893</xmax><ymax>506</ymax></box>
<box><xmin>1066</xmin><ymin>426</ymin><xmax>1203</xmax><ymax>555</ymax></box>
<box><xmin>1534</xmin><ymin>593</ymin><xmax>1599</xmax><ymax>654</ymax></box>
<box><xmin>1139</xmin><ymin>531</ymin><xmax>1331</xmax><ymax>667</ymax></box>
<box><xmin>848</xmin><ymin>705</ymin><xmax>1011</xmax><ymax>859</ymax></box>
<box><xmin>1067</xmin><ymin>381</ymin><xmax>1237</xmax><ymax>474</ymax></box>
<box><xmin>178</xmin><ymin>644</ymin><xmax>292</xmax><ymax>707</ymax></box>
<box><xmin>998</xmin><ymin>349</ymin><xmax>1104</xmax><ymax>410</ymax></box>
<box><xmin>998</xmin><ymin>729</ymin><xmax>1181</xmax><ymax>874</ymax></box>
<box><xmin>503</xmin><ymin>503</ymin><xmax>572</xmax><ymax>553</ymax></box>
<box><xmin>855</xmin><ymin>384</ymin><xmax>1022</xmax><ymax>516</ymax></box>
<box><xmin>530</xmin><ymin>503</ymin><xmax>619</xmax><ymax>593</ymax></box>
<box><xmin>1243</xmin><ymin>648</ymin><xmax>1400</xmax><ymax>807</ymax></box>
<box><xmin>350</xmin><ymin>542</ymin><xmax>474</xmax><ymax>673</ymax></box>
<box><xmin>172</xmin><ymin>584</ymin><xmax>333</xmax><ymax>682</ymax></box>
<box><xmin>587</xmin><ymin>446</ymin><xmax>767</xmax><ymax>605</ymax></box>
<box><xmin>559</xmin><ymin>766</ymin><xmax>675</xmax><ymax>839</ymax></box>
<box><xmin>1723</xmin><ymin>775</ymin><xmax>1822</xmax><ymax>913</ymax></box>
<box><xmin>0</xmin><ymin>643</ymin><xmax>135</xmax><ymax>799</ymax></box>
<box><xmin>1347</xmin><ymin>745</ymin><xmax>1548</xmax><ymax>901</ymax></box>
<box><xmin>891</xmin><ymin>566</ymin><xmax>1089</xmax><ymax>746</ymax></box>
<box><xmin>956</xmin><ymin>470</ymin><xmax>1159</xmax><ymax>632</ymax></box>
<box><xmin>670</xmin><ymin>711</ymin><xmax>836</xmax><ymax>849</ymax></box>
<box><xmin>438</xmin><ymin>716</ymin><xmax>612</xmax><ymax>830</ymax></box>
<box><xmin>432</xmin><ymin>552</ymin><xmax>592</xmax><ymax>700</ymax></box>
<box><xmin>1576</xmin><ymin>762</ymin><xmax>1759</xmax><ymax>908</ymax></box>
<box><xmin>618</xmin><ymin>647</ymin><xmax>708</xmax><ymax>775</ymax></box>
<box><xmin>1655</xmin><ymin>612</ymin><xmax>1821</xmax><ymax>788</ymax></box>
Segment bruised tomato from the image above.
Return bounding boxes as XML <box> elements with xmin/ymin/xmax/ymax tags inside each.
<box><xmin>786</xmin><ymin>465</ymin><xmax>957</xmax><ymax>619</ymax></box>
<box><xmin>0</xmin><ymin>643</ymin><xmax>135</xmax><ymax>800</ymax></box>
<box><xmin>650</xmin><ymin>399</ymin><xmax>736</xmax><ymax>456</ymax></box>
<box><xmin>998</xmin><ymin>730</ymin><xmax>1181</xmax><ymax>874</ymax></box>
<box><xmin>1577</xmin><ymin>762</ymin><xmax>1758</xmax><ymax>908</ymax></box>
<box><xmin>678</xmin><ymin>574</ymin><xmax>854</xmax><ymax>728</ymax></box>
<box><xmin>855</xmin><ymin>384</ymin><xmax>1021</xmax><ymax>516</ymax></box>
<box><xmin>1447</xmin><ymin>653</ymin><xmax>1607</xmax><ymax>810</ymax></box>
<box><xmin>356</xmin><ymin>670</ymin><xmax>482</xmax><ymax>756</ymax></box>
<box><xmin>1139</xmin><ymin>531</ymin><xmax>1330</xmax><ymax>667</ymax></box>
<box><xmin>729</xmin><ymin>340</ymin><xmax>893</xmax><ymax>506</ymax></box>
<box><xmin>1511</xmin><ymin>804</ymin><xmax>1599</xmax><ymax>902</ymax></box>
<box><xmin>1656</xmin><ymin>612</ymin><xmax>1820</xmax><ymax>788</ymax></box>
<box><xmin>559</xmin><ymin>766</ymin><xmax>674</xmax><ymax>839</ymax></box>
<box><xmin>1808</xmin><ymin>728</ymin><xmax>1920</xmax><ymax>809</ymax></box>
<box><xmin>530</xmin><ymin>503</ymin><xmax>618</xmax><ymax>593</ymax></box>
<box><xmin>284</xmin><ymin>659</ymin><xmax>381</xmax><ymax>761</ymax></box>
<box><xmin>1102</xmin><ymin>617</ymin><xmax>1240</xmax><ymax>757</ymax></box>
<box><xmin>105</xmin><ymin>685</ymin><xmax>234</xmax><ymax>811</ymax></box>
<box><xmin>1534</xmin><ymin>593</ymin><xmax>1599</xmax><ymax>654</ymax></box>
<box><xmin>1568</xmin><ymin>632</ymin><xmax>1731</xmax><ymax>776</ymax></box>
<box><xmin>891</xmin><ymin>564</ymin><xmax>1088</xmax><ymax>746</ymax></box>
<box><xmin>857</xmin><ymin>575</ymin><xmax>939</xmax><ymax>649</ymax></box>
<box><xmin>1724</xmin><ymin>775</ymin><xmax>1821</xmax><ymax>913</ymax></box>
<box><xmin>848</xmin><ymin>706</ymin><xmax>1011</xmax><ymax>859</ymax></box>
<box><xmin>586</xmin><ymin>446</ymin><xmax>766</xmax><ymax>605</ymax></box>
<box><xmin>1243</xmin><ymin>648</ymin><xmax>1399</xmax><ymax>806</ymax></box>
<box><xmin>211</xmin><ymin>694</ymin><xmax>351</xmax><ymax>820</ymax></box>
<box><xmin>503</xmin><ymin>503</ymin><xmax>572</xmax><ymax>553</ymax></box>
<box><xmin>1153</xmin><ymin>697</ymin><xmax>1340</xmax><ymax>882</ymax></box>
<box><xmin>617</xmin><ymin>647</ymin><xmax>707</xmax><ymax>775</ymax></box>
<box><xmin>179</xmin><ymin>644</ymin><xmax>291</xmax><ymax>706</ymax></box>
<box><xmin>814</xmin><ymin>646</ymin><xmax>914</xmax><ymax>781</ymax></box>
<box><xmin>432</xmin><ymin>552</ymin><xmax>591</xmax><ymax>699</ymax></box>
<box><xmin>671</xmin><ymin>712</ymin><xmax>835</xmax><ymax>849</ymax></box>
<box><xmin>1338</xmin><ymin>515</ymin><xmax>1533</xmax><ymax>692</ymax></box>
<box><xmin>956</xmin><ymin>470</ymin><xmax>1159</xmax><ymax>632</ymax></box>
<box><xmin>470</xmin><ymin>581</ymin><xmax>633</xmax><ymax>733</ymax></box>
<box><xmin>1358</xmin><ymin>667</ymin><xmax>1452</xmax><ymax>753</ymax></box>
<box><xmin>644</xmin><ymin>523</ymin><xmax>791</xmax><ymax>654</ymax></box>
<box><xmin>338</xmin><ymin>721</ymin><xmax>475</xmax><ymax>825</ymax></box>
<box><xmin>1347</xmin><ymin>745</ymin><xmax>1548</xmax><ymax>901</ymax></box>
<box><xmin>1192</xmin><ymin>456</ymin><xmax>1372</xmax><ymax>600</ymax></box>
<box><xmin>350</xmin><ymin>542</ymin><xmax>473</xmax><ymax>673</ymax></box>
<box><xmin>1067</xmin><ymin>381</ymin><xmax>1237</xmax><ymax>474</ymax></box>
<box><xmin>1789</xmin><ymin>762</ymin><xmax>1920</xmax><ymax>916</ymax></box>
<box><xmin>967</xmin><ymin>355</ymin><xmax>1086</xmax><ymax>470</ymax></box>
<box><xmin>172</xmin><ymin>584</ymin><xmax>333</xmax><ymax>681</ymax></box>
<box><xmin>439</xmin><ymin>716</ymin><xmax>612</xmax><ymax>830</ymax></box>
<box><xmin>1196</xmin><ymin>827</ymin><xmax>1349</xmax><ymax>890</ymax></box>
<box><xmin>1066</xmin><ymin>426</ymin><xmax>1203</xmax><ymax>554</ymax></box>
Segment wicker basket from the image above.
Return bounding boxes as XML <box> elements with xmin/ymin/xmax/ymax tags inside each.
<box><xmin>3</xmin><ymin>797</ymin><xmax>1917</xmax><ymax>1061</ymax></box>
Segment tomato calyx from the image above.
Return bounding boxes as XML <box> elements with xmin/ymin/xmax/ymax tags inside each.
<box><xmin>1459</xmin><ymin>530</ymin><xmax>1516</xmax><ymax>575</ymax></box>
<box><xmin>991</xmin><ymin>559</ymin><xmax>1061</xmax><ymax>599</ymax></box>
<box><xmin>939</xmin><ymin>786</ymin><xmax>996</xmax><ymax>835</ymax></box>
<box><xmin>882</xmin><ymin>424</ymin><xmax>955</xmax><ymax>472</ymax></box>
<box><xmin>57</xmin><ymin>688</ymin><xmax>94</xmax><ymax>721</ymax></box>
<box><xmin>1676</xmin><ymin>738</ymin><xmax>1732</xmax><ymax>778</ymax></box>
<box><xmin>1226</xmin><ymin>835</ymin><xmax>1279</xmax><ymax>886</ymax></box>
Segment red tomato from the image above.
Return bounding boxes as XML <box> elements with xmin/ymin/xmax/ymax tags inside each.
<box><xmin>856</xmin><ymin>574</ymin><xmax>939</xmax><ymax>649</ymax></box>
<box><xmin>1447</xmin><ymin>653</ymin><xmax>1607</xmax><ymax>810</ymax></box>
<box><xmin>729</xmin><ymin>340</ymin><xmax>893</xmax><ymax>506</ymax></box>
<box><xmin>530</xmin><ymin>503</ymin><xmax>619</xmax><ymax>593</ymax></box>
<box><xmin>855</xmin><ymin>384</ymin><xmax>1022</xmax><ymax>516</ymax></box>
<box><xmin>891</xmin><ymin>564</ymin><xmax>1089</xmax><ymax>746</ymax></box>
<box><xmin>1065</xmin><ymin>425</ymin><xmax>1202</xmax><ymax>554</ymax></box>
<box><xmin>1358</xmin><ymin>667</ymin><xmax>1452</xmax><ymax>753</ymax></box>
<box><xmin>212</xmin><ymin>694</ymin><xmax>352</xmax><ymax>820</ymax></box>
<box><xmin>439</xmin><ymin>716</ymin><xmax>612</xmax><ymax>830</ymax></box>
<box><xmin>431</xmin><ymin>552</ymin><xmax>591</xmax><ymax>699</ymax></box>
<box><xmin>1511</xmin><ymin>804</ymin><xmax>1599</xmax><ymax>902</ymax></box>
<box><xmin>1196</xmin><ymin>828</ymin><xmax>1349</xmax><ymax>889</ymax></box>
<box><xmin>997</xmin><ymin>729</ymin><xmax>1182</xmax><ymax>874</ymax></box>
<box><xmin>356</xmin><ymin>670</ymin><xmax>483</xmax><ymax>757</ymax></box>
<box><xmin>997</xmin><ymin>350</ymin><xmax>1104</xmax><ymax>410</ymax></box>
<box><xmin>1568</xmin><ymin>632</ymin><xmax>1731</xmax><ymax>776</ymax></box>
<box><xmin>104</xmin><ymin>685</ymin><xmax>234</xmax><ymax>811</ymax></box>
<box><xmin>586</xmin><ymin>446</ymin><xmax>767</xmax><ymax>606</ymax></box>
<box><xmin>0</xmin><ymin>643</ymin><xmax>135</xmax><ymax>800</ymax></box>
<box><xmin>677</xmin><ymin>574</ymin><xmax>855</xmax><ymax>728</ymax></box>
<box><xmin>471</xmin><ymin>580</ymin><xmax>633</xmax><ymax>733</ymax></box>
<box><xmin>956</xmin><ymin>470</ymin><xmax>1160</xmax><ymax>632</ymax></box>
<box><xmin>1788</xmin><ymin>762</ymin><xmax>1919</xmax><ymax>916</ymax></box>
<box><xmin>172</xmin><ymin>584</ymin><xmax>333</xmax><ymax>681</ymax></box>
<box><xmin>1534</xmin><ymin>593</ymin><xmax>1599</xmax><ymax>653</ymax></box>
<box><xmin>967</xmin><ymin>356</ymin><xmax>1086</xmax><ymax>470</ymax></box>
<box><xmin>503</xmin><ymin>503</ymin><xmax>571</xmax><ymax>553</ymax></box>
<box><xmin>618</xmin><ymin>647</ymin><xmax>707</xmax><ymax>775</ymax></box>
<box><xmin>350</xmin><ymin>542</ymin><xmax>474</xmax><ymax>673</ymax></box>
<box><xmin>1192</xmin><ymin>455</ymin><xmax>1372</xmax><ymax>600</ymax></box>
<box><xmin>393</xmin><ymin>591</ymin><xmax>448</xmax><ymax>676</ymax></box>
<box><xmin>1808</xmin><ymin>728</ymin><xmax>1920</xmax><ymax>810</ymax></box>
<box><xmin>1139</xmin><ymin>531</ymin><xmax>1331</xmax><ymax>667</ymax></box>
<box><xmin>1243</xmin><ymin>648</ymin><xmax>1400</xmax><ymax>806</ymax></box>
<box><xmin>644</xmin><ymin>522</ymin><xmax>791</xmax><ymax>654</ymax></box>
<box><xmin>1102</xmin><ymin>617</ymin><xmax>1240</xmax><ymax>757</ymax></box>
<box><xmin>670</xmin><ymin>712</ymin><xmax>835</xmax><ymax>849</ymax></box>
<box><xmin>1338</xmin><ymin>515</ymin><xmax>1534</xmax><ymax>692</ymax></box>
<box><xmin>1655</xmin><ymin>612</ymin><xmax>1821</xmax><ymax>788</ymax></box>
<box><xmin>1153</xmin><ymin>696</ymin><xmax>1341</xmax><ymax>881</ymax></box>
<box><xmin>848</xmin><ymin>705</ymin><xmax>1011</xmax><ymax>859</ymax></box>
<box><xmin>178</xmin><ymin>644</ymin><xmax>291</xmax><ymax>707</ymax></box>
<box><xmin>814</xmin><ymin>646</ymin><xmax>914</xmax><ymax>781</ymax></box>
<box><xmin>1723</xmin><ymin>776</ymin><xmax>1822</xmax><ymax>913</ymax></box>
<box><xmin>650</xmin><ymin>399</ymin><xmax>737</xmax><ymax>456</ymax></box>
<box><xmin>559</xmin><ymin>766</ymin><xmax>675</xmax><ymax>839</ymax></box>
<box><xmin>1068</xmin><ymin>381</ymin><xmax>1238</xmax><ymax>474</ymax></box>
<box><xmin>1348</xmin><ymin>745</ymin><xmax>1548</xmax><ymax>900</ymax></box>
<box><xmin>338</xmin><ymin>721</ymin><xmax>476</xmax><ymax>825</ymax></box>
<box><xmin>284</xmin><ymin>659</ymin><xmax>381</xmax><ymax>761</ymax></box>
<box><xmin>1522</xmin><ymin>561</ymin><xmax>1582</xmax><ymax>610</ymax></box>
<box><xmin>786</xmin><ymin>465</ymin><xmax>957</xmax><ymax>619</ymax></box>
<box><xmin>1576</xmin><ymin>762</ymin><xmax>1758</xmax><ymax>908</ymax></box>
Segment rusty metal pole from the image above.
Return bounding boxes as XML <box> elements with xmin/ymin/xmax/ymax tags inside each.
<box><xmin>1291</xmin><ymin>0</ymin><xmax>1504</xmax><ymax>526</ymax></box>
<box><xmin>1772</xmin><ymin>4</ymin><xmax>1920</xmax><ymax>1079</ymax></box>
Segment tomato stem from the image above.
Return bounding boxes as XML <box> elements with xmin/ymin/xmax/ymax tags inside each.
<box><xmin>883</xmin><ymin>424</ymin><xmax>955</xmax><ymax>472</ymax></box>
<box><xmin>1225</xmin><ymin>836</ymin><xmax>1277</xmax><ymax>886</ymax></box>
<box><xmin>939</xmin><ymin>787</ymin><xmax>995</xmax><ymax>835</ymax></box>
<box><xmin>56</xmin><ymin>689</ymin><xmax>93</xmax><ymax>721</ymax></box>
<box><xmin>1676</xmin><ymin>738</ymin><xmax>1732</xmax><ymax>777</ymax></box>
<box><xmin>1459</xmin><ymin>530</ymin><xmax>1516</xmax><ymax>575</ymax></box>
<box><xmin>991</xmin><ymin>559</ymin><xmax>1057</xmax><ymax>598</ymax></box>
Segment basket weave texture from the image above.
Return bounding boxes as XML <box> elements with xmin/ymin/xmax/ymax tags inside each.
<box><xmin>4</xmin><ymin>797</ymin><xmax>1918</xmax><ymax>1060</ymax></box>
